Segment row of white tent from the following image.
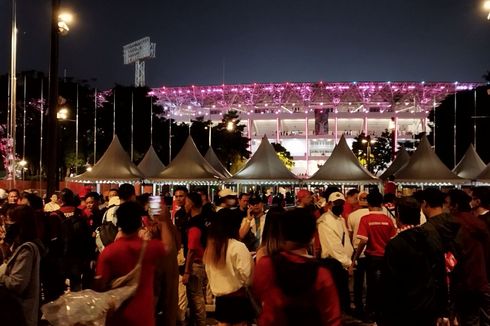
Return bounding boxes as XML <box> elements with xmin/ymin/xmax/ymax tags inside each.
<box><xmin>66</xmin><ymin>134</ymin><xmax>490</xmax><ymax>186</ymax></box>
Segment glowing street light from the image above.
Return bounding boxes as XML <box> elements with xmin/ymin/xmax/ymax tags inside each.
<box><xmin>484</xmin><ymin>0</ymin><xmax>490</xmax><ymax>19</ymax></box>
<box><xmin>57</xmin><ymin>12</ymin><xmax>73</xmax><ymax>35</ymax></box>
<box><xmin>362</xmin><ymin>137</ymin><xmax>376</xmax><ymax>172</ymax></box>
<box><xmin>226</xmin><ymin>121</ymin><xmax>235</xmax><ymax>131</ymax></box>
<box><xmin>57</xmin><ymin>107</ymin><xmax>69</xmax><ymax>120</ymax></box>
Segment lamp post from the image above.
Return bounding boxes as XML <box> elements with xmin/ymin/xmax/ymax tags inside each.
<box><xmin>362</xmin><ymin>136</ymin><xmax>376</xmax><ymax>172</ymax></box>
<box><xmin>484</xmin><ymin>0</ymin><xmax>490</xmax><ymax>19</ymax></box>
<box><xmin>46</xmin><ymin>2</ymin><xmax>72</xmax><ymax>197</ymax></box>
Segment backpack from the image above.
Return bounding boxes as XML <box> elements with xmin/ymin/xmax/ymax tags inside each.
<box><xmin>95</xmin><ymin>205</ymin><xmax>119</xmax><ymax>251</ymax></box>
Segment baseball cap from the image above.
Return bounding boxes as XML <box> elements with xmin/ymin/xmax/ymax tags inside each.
<box><xmin>218</xmin><ymin>188</ymin><xmax>237</xmax><ymax>198</ymax></box>
<box><xmin>328</xmin><ymin>192</ymin><xmax>345</xmax><ymax>202</ymax></box>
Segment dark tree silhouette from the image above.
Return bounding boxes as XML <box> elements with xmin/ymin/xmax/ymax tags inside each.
<box><xmin>427</xmin><ymin>85</ymin><xmax>490</xmax><ymax>168</ymax></box>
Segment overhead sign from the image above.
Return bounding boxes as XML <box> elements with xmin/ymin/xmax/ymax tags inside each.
<box><xmin>123</xmin><ymin>37</ymin><xmax>155</xmax><ymax>64</ymax></box>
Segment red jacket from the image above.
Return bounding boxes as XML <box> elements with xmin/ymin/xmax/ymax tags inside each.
<box><xmin>454</xmin><ymin>212</ymin><xmax>490</xmax><ymax>293</ymax></box>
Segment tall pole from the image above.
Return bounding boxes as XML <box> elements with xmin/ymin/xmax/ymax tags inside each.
<box><xmin>150</xmin><ymin>96</ymin><xmax>153</xmax><ymax>146</ymax></box>
<box><xmin>22</xmin><ymin>74</ymin><xmax>26</xmax><ymax>161</ymax></box>
<box><xmin>432</xmin><ymin>96</ymin><xmax>436</xmax><ymax>150</ymax></box>
<box><xmin>75</xmin><ymin>83</ymin><xmax>79</xmax><ymax>174</ymax></box>
<box><xmin>168</xmin><ymin>119</ymin><xmax>172</xmax><ymax>164</ymax></box>
<box><xmin>453</xmin><ymin>89</ymin><xmax>457</xmax><ymax>167</ymax></box>
<box><xmin>113</xmin><ymin>88</ymin><xmax>116</xmax><ymax>137</ymax></box>
<box><xmin>7</xmin><ymin>74</ymin><xmax>10</xmax><ymax>139</ymax></box>
<box><xmin>94</xmin><ymin>88</ymin><xmax>97</xmax><ymax>164</ymax></box>
<box><xmin>46</xmin><ymin>0</ymin><xmax>61</xmax><ymax>197</ymax></box>
<box><xmin>40</xmin><ymin>79</ymin><xmax>44</xmax><ymax>191</ymax></box>
<box><xmin>131</xmin><ymin>91</ymin><xmax>134</xmax><ymax>161</ymax></box>
<box><xmin>22</xmin><ymin>74</ymin><xmax>26</xmax><ymax>180</ymax></box>
<box><xmin>10</xmin><ymin>0</ymin><xmax>17</xmax><ymax>185</ymax></box>
<box><xmin>473</xmin><ymin>89</ymin><xmax>477</xmax><ymax>149</ymax></box>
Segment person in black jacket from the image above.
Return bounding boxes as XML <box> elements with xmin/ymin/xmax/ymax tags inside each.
<box><xmin>382</xmin><ymin>196</ymin><xmax>446</xmax><ymax>326</ymax></box>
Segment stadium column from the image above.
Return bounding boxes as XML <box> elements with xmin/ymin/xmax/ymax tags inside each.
<box><xmin>363</xmin><ymin>115</ymin><xmax>368</xmax><ymax>135</ymax></box>
<box><xmin>421</xmin><ymin>117</ymin><xmax>427</xmax><ymax>133</ymax></box>
<box><xmin>394</xmin><ymin>116</ymin><xmax>399</xmax><ymax>152</ymax></box>
<box><xmin>334</xmin><ymin>116</ymin><xmax>338</xmax><ymax>144</ymax></box>
<box><xmin>247</xmin><ymin>118</ymin><xmax>252</xmax><ymax>153</ymax></box>
<box><xmin>276</xmin><ymin>118</ymin><xmax>280</xmax><ymax>143</ymax></box>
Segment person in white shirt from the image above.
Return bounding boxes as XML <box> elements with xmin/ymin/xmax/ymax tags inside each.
<box><xmin>204</xmin><ymin>208</ymin><xmax>254</xmax><ymax>326</ymax></box>
<box><xmin>317</xmin><ymin>192</ymin><xmax>353</xmax><ymax>268</ymax></box>
<box><xmin>44</xmin><ymin>193</ymin><xmax>60</xmax><ymax>212</ymax></box>
<box><xmin>317</xmin><ymin>191</ymin><xmax>354</xmax><ymax>313</ymax></box>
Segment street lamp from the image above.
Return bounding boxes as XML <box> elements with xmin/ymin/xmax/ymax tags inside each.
<box><xmin>362</xmin><ymin>136</ymin><xmax>376</xmax><ymax>172</ymax></box>
<box><xmin>57</xmin><ymin>107</ymin><xmax>69</xmax><ymax>120</ymax></box>
<box><xmin>19</xmin><ymin>159</ymin><xmax>27</xmax><ymax>180</ymax></box>
<box><xmin>46</xmin><ymin>0</ymin><xmax>73</xmax><ymax>197</ymax></box>
<box><xmin>484</xmin><ymin>0</ymin><xmax>490</xmax><ymax>19</ymax></box>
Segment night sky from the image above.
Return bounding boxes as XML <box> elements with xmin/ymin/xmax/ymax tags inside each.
<box><xmin>1</xmin><ymin>0</ymin><xmax>489</xmax><ymax>88</ymax></box>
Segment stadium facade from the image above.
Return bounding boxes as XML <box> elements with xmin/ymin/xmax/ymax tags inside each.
<box><xmin>151</xmin><ymin>81</ymin><xmax>479</xmax><ymax>175</ymax></box>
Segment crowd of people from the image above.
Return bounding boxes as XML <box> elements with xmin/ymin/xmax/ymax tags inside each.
<box><xmin>0</xmin><ymin>183</ymin><xmax>488</xmax><ymax>326</ymax></box>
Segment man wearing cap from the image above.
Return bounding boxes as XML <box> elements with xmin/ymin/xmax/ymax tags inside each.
<box><xmin>317</xmin><ymin>191</ymin><xmax>353</xmax><ymax>312</ymax></box>
<box><xmin>216</xmin><ymin>188</ymin><xmax>237</xmax><ymax>212</ymax></box>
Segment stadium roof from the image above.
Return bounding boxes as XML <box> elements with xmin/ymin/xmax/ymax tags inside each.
<box><xmin>149</xmin><ymin>81</ymin><xmax>480</xmax><ymax>117</ymax></box>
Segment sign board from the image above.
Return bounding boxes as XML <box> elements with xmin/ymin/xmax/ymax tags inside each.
<box><xmin>123</xmin><ymin>37</ymin><xmax>153</xmax><ymax>64</ymax></box>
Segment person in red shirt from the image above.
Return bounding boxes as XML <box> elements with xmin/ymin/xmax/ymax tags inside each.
<box><xmin>182</xmin><ymin>192</ymin><xmax>207</xmax><ymax>326</ymax></box>
<box><xmin>342</xmin><ymin>188</ymin><xmax>360</xmax><ymax>220</ymax></box>
<box><xmin>254</xmin><ymin>208</ymin><xmax>341</xmax><ymax>326</ymax></box>
<box><xmin>383</xmin><ymin>175</ymin><xmax>397</xmax><ymax>195</ymax></box>
<box><xmin>350</xmin><ymin>191</ymin><xmax>396</xmax><ymax>323</ymax></box>
<box><xmin>94</xmin><ymin>202</ymin><xmax>173</xmax><ymax>326</ymax></box>
<box><xmin>94</xmin><ymin>201</ymin><xmax>174</xmax><ymax>326</ymax></box>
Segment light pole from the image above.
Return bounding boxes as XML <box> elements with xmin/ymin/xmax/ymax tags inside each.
<box><xmin>484</xmin><ymin>0</ymin><xmax>490</xmax><ymax>19</ymax></box>
<box><xmin>9</xmin><ymin>0</ymin><xmax>17</xmax><ymax>186</ymax></box>
<box><xmin>362</xmin><ymin>136</ymin><xmax>376</xmax><ymax>172</ymax></box>
<box><xmin>46</xmin><ymin>2</ymin><xmax>72</xmax><ymax>197</ymax></box>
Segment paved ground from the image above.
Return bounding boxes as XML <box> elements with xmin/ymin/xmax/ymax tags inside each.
<box><xmin>204</xmin><ymin>313</ymin><xmax>375</xmax><ymax>326</ymax></box>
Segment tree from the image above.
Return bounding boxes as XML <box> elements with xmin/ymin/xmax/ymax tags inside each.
<box><xmin>271</xmin><ymin>142</ymin><xmax>295</xmax><ymax>170</ymax></box>
<box><xmin>211</xmin><ymin>110</ymin><xmax>251</xmax><ymax>171</ymax></box>
<box><xmin>351</xmin><ymin>130</ymin><xmax>392</xmax><ymax>175</ymax></box>
<box><xmin>427</xmin><ymin>84</ymin><xmax>490</xmax><ymax>168</ymax></box>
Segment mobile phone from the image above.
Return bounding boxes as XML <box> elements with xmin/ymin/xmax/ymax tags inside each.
<box><xmin>149</xmin><ymin>196</ymin><xmax>162</xmax><ymax>217</ymax></box>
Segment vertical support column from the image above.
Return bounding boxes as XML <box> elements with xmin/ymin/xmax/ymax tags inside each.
<box><xmin>453</xmin><ymin>90</ymin><xmax>457</xmax><ymax>167</ymax></box>
<box><xmin>474</xmin><ymin>89</ymin><xmax>477</xmax><ymax>150</ymax></box>
<box><xmin>334</xmin><ymin>116</ymin><xmax>338</xmax><ymax>144</ymax></box>
<box><xmin>305</xmin><ymin>117</ymin><xmax>309</xmax><ymax>176</ymax></box>
<box><xmin>363</xmin><ymin>115</ymin><xmax>368</xmax><ymax>135</ymax></box>
<box><xmin>247</xmin><ymin>118</ymin><xmax>252</xmax><ymax>153</ymax></box>
<box><xmin>394</xmin><ymin>116</ymin><xmax>398</xmax><ymax>154</ymax></box>
<box><xmin>46</xmin><ymin>0</ymin><xmax>60</xmax><ymax>196</ymax></box>
<box><xmin>421</xmin><ymin>117</ymin><xmax>427</xmax><ymax>134</ymax></box>
<box><xmin>276</xmin><ymin>117</ymin><xmax>280</xmax><ymax>143</ymax></box>
<box><xmin>94</xmin><ymin>89</ymin><xmax>97</xmax><ymax>164</ymax></box>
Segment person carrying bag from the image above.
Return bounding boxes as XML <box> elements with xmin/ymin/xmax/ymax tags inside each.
<box><xmin>41</xmin><ymin>239</ymin><xmax>148</xmax><ymax>326</ymax></box>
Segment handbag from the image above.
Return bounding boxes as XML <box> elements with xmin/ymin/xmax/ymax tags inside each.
<box><xmin>41</xmin><ymin>239</ymin><xmax>148</xmax><ymax>326</ymax></box>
